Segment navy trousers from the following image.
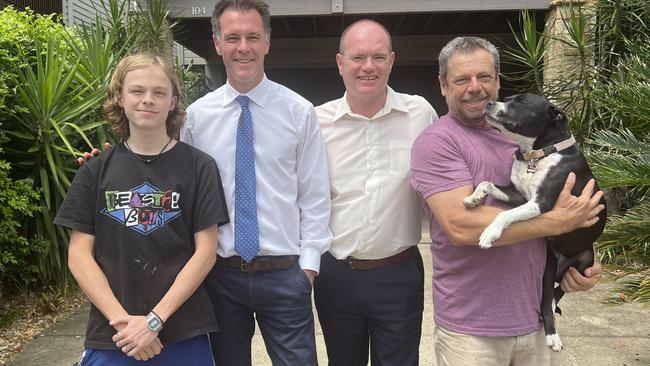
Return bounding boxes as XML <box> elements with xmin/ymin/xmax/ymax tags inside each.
<box><xmin>204</xmin><ymin>260</ymin><xmax>317</xmax><ymax>366</ymax></box>
<box><xmin>78</xmin><ymin>335</ymin><xmax>213</xmax><ymax>365</ymax></box>
<box><xmin>314</xmin><ymin>249</ymin><xmax>424</xmax><ymax>366</ymax></box>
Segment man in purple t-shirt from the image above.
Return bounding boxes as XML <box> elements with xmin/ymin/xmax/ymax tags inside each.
<box><xmin>410</xmin><ymin>36</ymin><xmax>606</xmax><ymax>365</ymax></box>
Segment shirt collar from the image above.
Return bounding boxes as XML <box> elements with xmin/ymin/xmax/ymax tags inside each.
<box><xmin>223</xmin><ymin>75</ymin><xmax>270</xmax><ymax>109</ymax></box>
<box><xmin>332</xmin><ymin>86</ymin><xmax>408</xmax><ymax>122</ymax></box>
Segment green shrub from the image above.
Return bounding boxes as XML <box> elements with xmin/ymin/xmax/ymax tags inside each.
<box><xmin>0</xmin><ymin>6</ymin><xmax>69</xmax><ymax>122</ymax></box>
<box><xmin>0</xmin><ymin>131</ymin><xmax>42</xmax><ymax>294</ymax></box>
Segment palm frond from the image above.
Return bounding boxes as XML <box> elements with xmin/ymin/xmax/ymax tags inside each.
<box><xmin>588</xmin><ymin>129</ymin><xmax>650</xmax><ymax>153</ymax></box>
<box><xmin>603</xmin><ymin>270</ymin><xmax>650</xmax><ymax>305</ymax></box>
<box><xmin>597</xmin><ymin>200</ymin><xmax>650</xmax><ymax>267</ymax></box>
<box><xmin>586</xmin><ymin>153</ymin><xmax>650</xmax><ymax>188</ymax></box>
<box><xmin>586</xmin><ymin>129</ymin><xmax>650</xmax><ymax>188</ymax></box>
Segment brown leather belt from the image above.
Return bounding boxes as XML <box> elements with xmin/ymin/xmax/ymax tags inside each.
<box><xmin>344</xmin><ymin>246</ymin><xmax>418</xmax><ymax>271</ymax></box>
<box><xmin>217</xmin><ymin>255</ymin><xmax>298</xmax><ymax>272</ymax></box>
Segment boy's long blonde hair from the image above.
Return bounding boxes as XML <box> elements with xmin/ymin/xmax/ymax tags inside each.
<box><xmin>103</xmin><ymin>54</ymin><xmax>185</xmax><ymax>139</ymax></box>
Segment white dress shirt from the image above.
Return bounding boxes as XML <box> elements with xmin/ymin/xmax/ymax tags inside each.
<box><xmin>316</xmin><ymin>87</ymin><xmax>438</xmax><ymax>260</ymax></box>
<box><xmin>182</xmin><ymin>76</ymin><xmax>332</xmax><ymax>272</ymax></box>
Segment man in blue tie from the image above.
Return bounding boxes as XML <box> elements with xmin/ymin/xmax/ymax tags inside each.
<box><xmin>180</xmin><ymin>0</ymin><xmax>331</xmax><ymax>365</ymax></box>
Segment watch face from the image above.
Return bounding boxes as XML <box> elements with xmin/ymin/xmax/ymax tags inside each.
<box><xmin>148</xmin><ymin>317</ymin><xmax>161</xmax><ymax>328</ymax></box>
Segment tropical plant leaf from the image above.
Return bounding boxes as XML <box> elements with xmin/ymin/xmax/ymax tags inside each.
<box><xmin>500</xmin><ymin>9</ymin><xmax>545</xmax><ymax>94</ymax></box>
<box><xmin>505</xmin><ymin>0</ymin><xmax>650</xmax><ymax>303</ymax></box>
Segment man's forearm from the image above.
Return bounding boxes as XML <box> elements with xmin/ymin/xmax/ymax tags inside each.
<box><xmin>444</xmin><ymin>204</ymin><xmax>563</xmax><ymax>246</ymax></box>
<box><xmin>428</xmin><ymin>174</ymin><xmax>603</xmax><ymax>247</ymax></box>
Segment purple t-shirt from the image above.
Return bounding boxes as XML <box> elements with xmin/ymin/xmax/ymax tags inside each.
<box><xmin>410</xmin><ymin>114</ymin><xmax>546</xmax><ymax>337</ymax></box>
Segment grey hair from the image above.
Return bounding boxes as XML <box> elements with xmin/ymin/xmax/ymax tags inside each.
<box><xmin>438</xmin><ymin>36</ymin><xmax>500</xmax><ymax>78</ymax></box>
<box><xmin>211</xmin><ymin>0</ymin><xmax>271</xmax><ymax>38</ymax></box>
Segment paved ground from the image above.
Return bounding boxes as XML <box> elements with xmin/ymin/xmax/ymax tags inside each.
<box><xmin>7</xmin><ymin>243</ymin><xmax>650</xmax><ymax>365</ymax></box>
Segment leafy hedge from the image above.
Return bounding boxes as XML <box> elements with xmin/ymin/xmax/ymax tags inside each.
<box><xmin>0</xmin><ymin>7</ymin><xmax>68</xmax><ymax>124</ymax></box>
<box><xmin>0</xmin><ymin>130</ymin><xmax>42</xmax><ymax>294</ymax></box>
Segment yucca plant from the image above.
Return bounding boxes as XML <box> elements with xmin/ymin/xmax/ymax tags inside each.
<box><xmin>7</xmin><ymin>38</ymin><xmax>105</xmax><ymax>285</ymax></box>
<box><xmin>64</xmin><ymin>11</ymin><xmax>135</xmax><ymax>151</ymax></box>
<box><xmin>130</xmin><ymin>0</ymin><xmax>179</xmax><ymax>58</ymax></box>
<box><xmin>500</xmin><ymin>9</ymin><xmax>546</xmax><ymax>95</ymax></box>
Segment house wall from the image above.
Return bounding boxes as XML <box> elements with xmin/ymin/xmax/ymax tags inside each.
<box><xmin>1</xmin><ymin>0</ymin><xmax>62</xmax><ymax>13</ymax></box>
<box><xmin>169</xmin><ymin>0</ymin><xmax>550</xmax><ymax>18</ymax></box>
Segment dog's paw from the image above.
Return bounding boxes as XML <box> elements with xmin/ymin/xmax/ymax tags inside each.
<box><xmin>478</xmin><ymin>223</ymin><xmax>504</xmax><ymax>249</ymax></box>
<box><xmin>463</xmin><ymin>195</ymin><xmax>484</xmax><ymax>208</ymax></box>
<box><xmin>545</xmin><ymin>333</ymin><xmax>563</xmax><ymax>352</ymax></box>
<box><xmin>463</xmin><ymin>183</ymin><xmax>490</xmax><ymax>208</ymax></box>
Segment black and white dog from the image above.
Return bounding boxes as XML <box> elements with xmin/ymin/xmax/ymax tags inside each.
<box><xmin>462</xmin><ymin>93</ymin><xmax>606</xmax><ymax>351</ymax></box>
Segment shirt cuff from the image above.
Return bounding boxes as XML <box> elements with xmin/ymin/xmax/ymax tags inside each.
<box><xmin>298</xmin><ymin>246</ymin><xmax>322</xmax><ymax>274</ymax></box>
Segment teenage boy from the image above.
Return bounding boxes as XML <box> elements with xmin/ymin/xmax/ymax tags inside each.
<box><xmin>55</xmin><ymin>54</ymin><xmax>229</xmax><ymax>365</ymax></box>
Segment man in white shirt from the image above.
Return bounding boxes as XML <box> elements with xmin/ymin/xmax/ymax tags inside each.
<box><xmin>181</xmin><ymin>0</ymin><xmax>331</xmax><ymax>365</ymax></box>
<box><xmin>314</xmin><ymin>19</ymin><xmax>438</xmax><ymax>366</ymax></box>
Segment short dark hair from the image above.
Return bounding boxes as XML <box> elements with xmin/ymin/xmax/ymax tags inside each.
<box><xmin>438</xmin><ymin>36</ymin><xmax>500</xmax><ymax>78</ymax></box>
<box><xmin>211</xmin><ymin>0</ymin><xmax>271</xmax><ymax>38</ymax></box>
<box><xmin>103</xmin><ymin>53</ymin><xmax>185</xmax><ymax>139</ymax></box>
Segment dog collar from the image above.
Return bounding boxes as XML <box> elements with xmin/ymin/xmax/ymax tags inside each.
<box><xmin>515</xmin><ymin>135</ymin><xmax>576</xmax><ymax>161</ymax></box>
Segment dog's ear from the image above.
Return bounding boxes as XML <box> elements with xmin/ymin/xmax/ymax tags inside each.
<box><xmin>547</xmin><ymin>104</ymin><xmax>566</xmax><ymax>124</ymax></box>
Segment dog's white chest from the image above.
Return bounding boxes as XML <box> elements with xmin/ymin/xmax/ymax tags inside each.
<box><xmin>511</xmin><ymin>154</ymin><xmax>563</xmax><ymax>199</ymax></box>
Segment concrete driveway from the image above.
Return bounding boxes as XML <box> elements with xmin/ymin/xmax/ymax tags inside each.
<box><xmin>7</xmin><ymin>244</ymin><xmax>650</xmax><ymax>366</ymax></box>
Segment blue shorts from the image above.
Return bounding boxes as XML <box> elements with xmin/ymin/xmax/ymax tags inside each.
<box><xmin>78</xmin><ymin>334</ymin><xmax>214</xmax><ymax>366</ymax></box>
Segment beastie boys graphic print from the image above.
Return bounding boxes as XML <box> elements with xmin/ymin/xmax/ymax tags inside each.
<box><xmin>103</xmin><ymin>183</ymin><xmax>181</xmax><ymax>235</ymax></box>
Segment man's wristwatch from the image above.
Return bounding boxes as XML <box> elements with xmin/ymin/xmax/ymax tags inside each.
<box><xmin>145</xmin><ymin>311</ymin><xmax>164</xmax><ymax>333</ymax></box>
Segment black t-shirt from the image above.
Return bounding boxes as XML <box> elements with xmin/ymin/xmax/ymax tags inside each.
<box><xmin>54</xmin><ymin>141</ymin><xmax>229</xmax><ymax>350</ymax></box>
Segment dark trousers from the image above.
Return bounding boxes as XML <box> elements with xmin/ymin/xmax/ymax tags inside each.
<box><xmin>79</xmin><ymin>335</ymin><xmax>213</xmax><ymax>365</ymax></box>
<box><xmin>204</xmin><ymin>261</ymin><xmax>317</xmax><ymax>366</ymax></box>
<box><xmin>314</xmin><ymin>249</ymin><xmax>424</xmax><ymax>366</ymax></box>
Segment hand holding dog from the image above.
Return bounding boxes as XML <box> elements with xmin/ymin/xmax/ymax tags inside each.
<box><xmin>548</xmin><ymin>173</ymin><xmax>605</xmax><ymax>234</ymax></box>
<box><xmin>561</xmin><ymin>257</ymin><xmax>603</xmax><ymax>292</ymax></box>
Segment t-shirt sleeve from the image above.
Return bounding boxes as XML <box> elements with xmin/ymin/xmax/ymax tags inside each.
<box><xmin>410</xmin><ymin>129</ymin><xmax>474</xmax><ymax>200</ymax></box>
<box><xmin>192</xmin><ymin>155</ymin><xmax>229</xmax><ymax>233</ymax></box>
<box><xmin>53</xmin><ymin>164</ymin><xmax>97</xmax><ymax>235</ymax></box>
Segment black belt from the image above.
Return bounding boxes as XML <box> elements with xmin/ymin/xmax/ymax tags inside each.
<box><xmin>217</xmin><ymin>255</ymin><xmax>298</xmax><ymax>272</ymax></box>
<box><xmin>343</xmin><ymin>246</ymin><xmax>418</xmax><ymax>271</ymax></box>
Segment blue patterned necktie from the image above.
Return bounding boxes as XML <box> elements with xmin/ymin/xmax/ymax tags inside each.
<box><xmin>234</xmin><ymin>95</ymin><xmax>260</xmax><ymax>262</ymax></box>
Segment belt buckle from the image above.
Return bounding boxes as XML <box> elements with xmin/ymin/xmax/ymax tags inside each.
<box><xmin>240</xmin><ymin>260</ymin><xmax>251</xmax><ymax>272</ymax></box>
<box><xmin>347</xmin><ymin>259</ymin><xmax>359</xmax><ymax>271</ymax></box>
